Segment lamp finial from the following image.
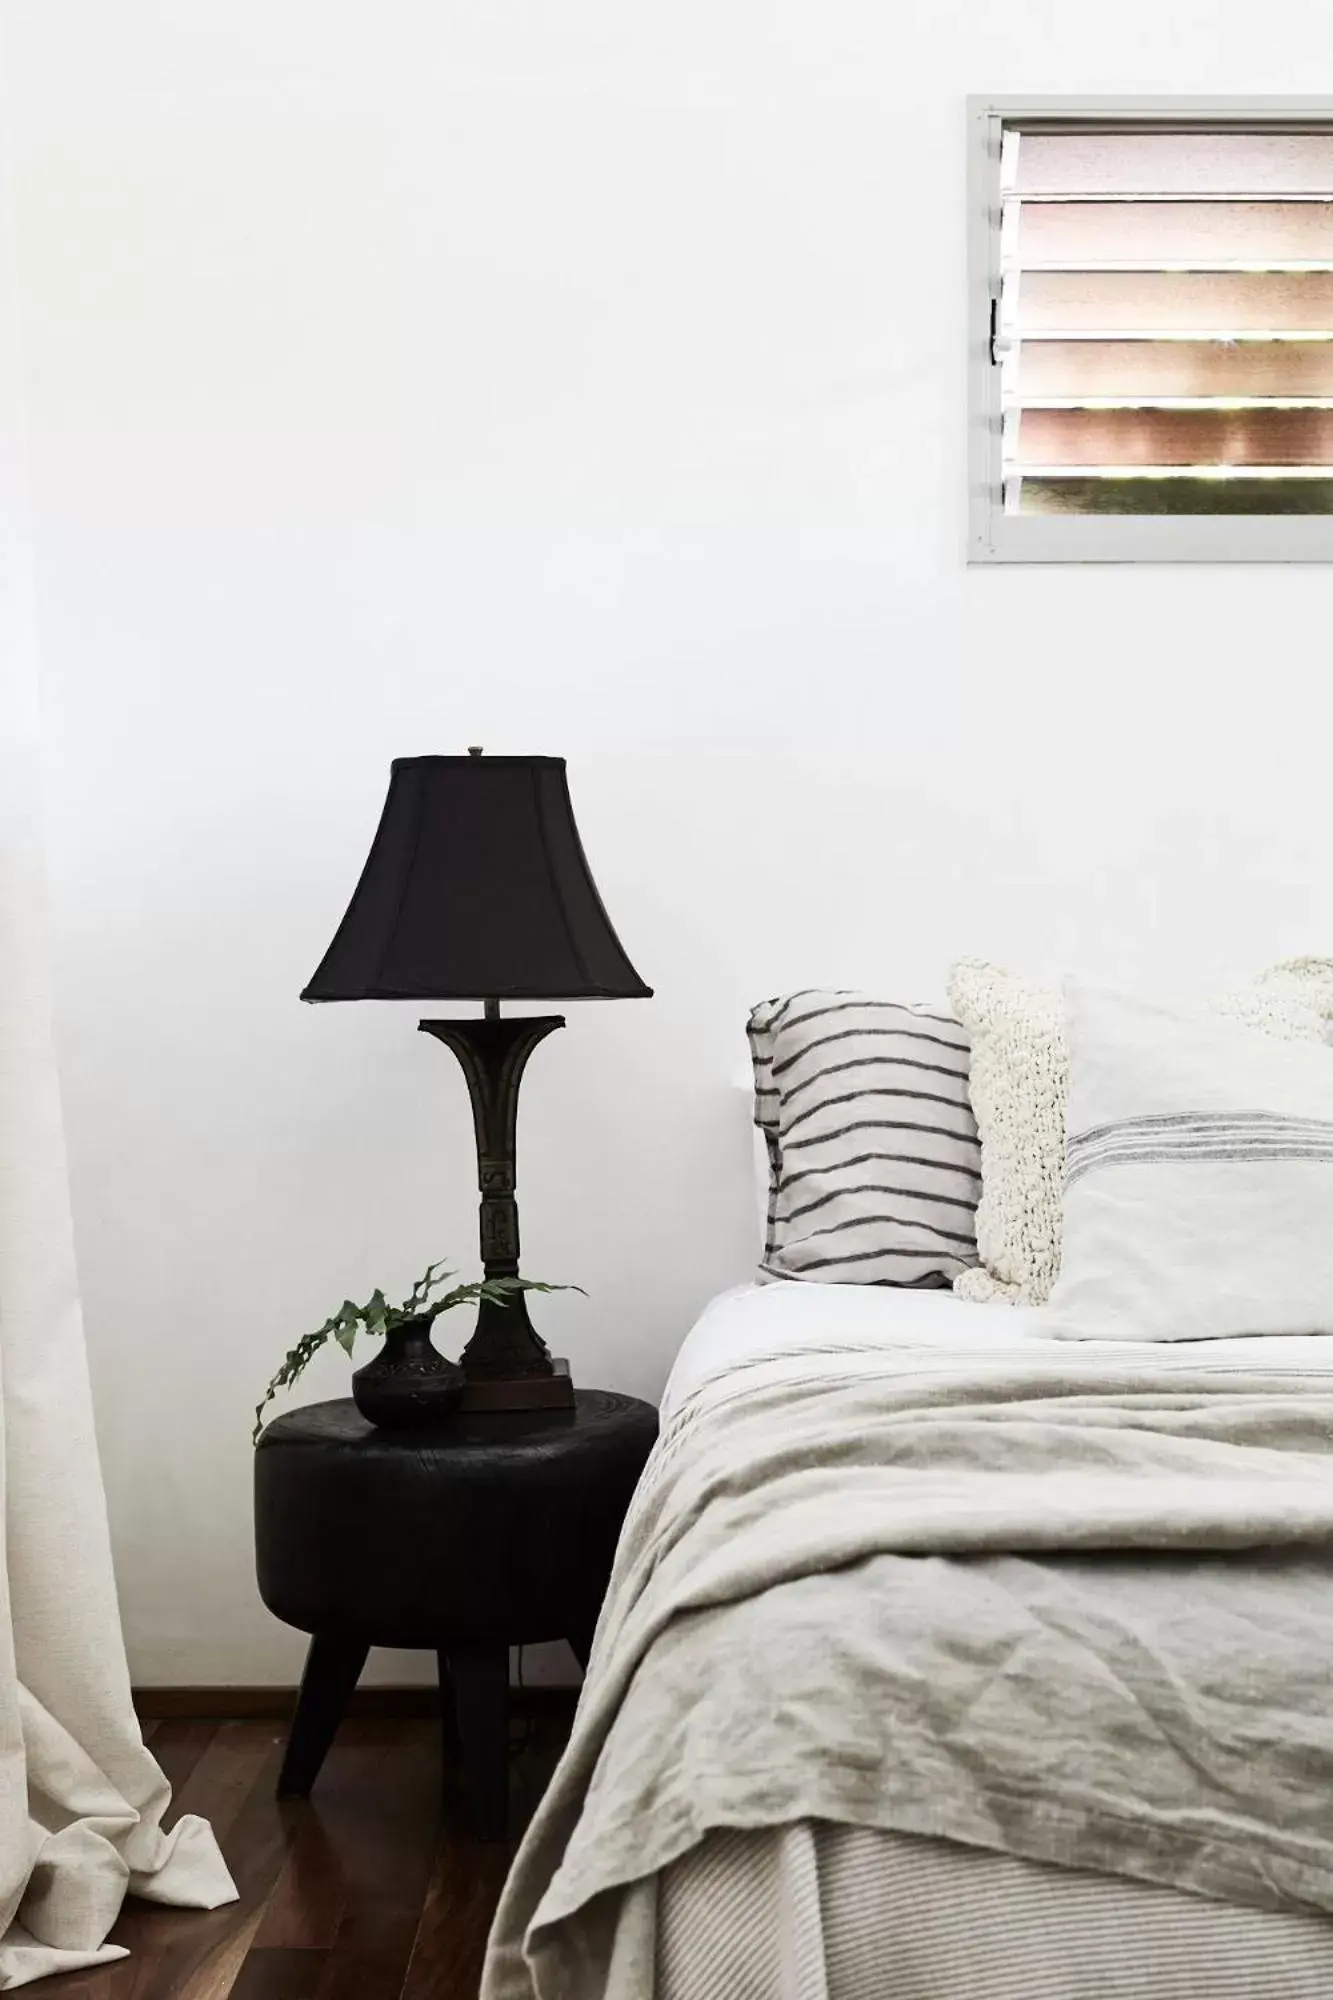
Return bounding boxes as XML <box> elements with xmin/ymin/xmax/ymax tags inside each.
<box><xmin>467</xmin><ymin>744</ymin><xmax>484</xmax><ymax>757</ymax></box>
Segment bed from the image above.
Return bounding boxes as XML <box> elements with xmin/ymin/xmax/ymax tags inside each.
<box><xmin>482</xmin><ymin>1280</ymin><xmax>1333</xmax><ymax>2000</ymax></box>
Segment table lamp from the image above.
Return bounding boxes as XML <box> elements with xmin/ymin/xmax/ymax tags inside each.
<box><xmin>301</xmin><ymin>750</ymin><xmax>652</xmax><ymax>1411</ymax></box>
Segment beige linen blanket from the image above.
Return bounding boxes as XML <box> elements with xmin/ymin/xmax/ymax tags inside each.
<box><xmin>482</xmin><ymin>1349</ymin><xmax>1333</xmax><ymax>2000</ymax></box>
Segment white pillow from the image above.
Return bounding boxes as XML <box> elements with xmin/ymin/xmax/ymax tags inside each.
<box><xmin>1048</xmin><ymin>980</ymin><xmax>1333</xmax><ymax>1341</ymax></box>
<box><xmin>948</xmin><ymin>956</ymin><xmax>1333</xmax><ymax>1308</ymax></box>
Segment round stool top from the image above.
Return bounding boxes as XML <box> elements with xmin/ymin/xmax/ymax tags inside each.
<box><xmin>257</xmin><ymin>1387</ymin><xmax>656</xmax><ymax>1465</ymax></box>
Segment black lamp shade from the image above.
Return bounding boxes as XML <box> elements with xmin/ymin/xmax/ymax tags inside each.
<box><xmin>301</xmin><ymin>755</ymin><xmax>652</xmax><ymax>1002</ymax></box>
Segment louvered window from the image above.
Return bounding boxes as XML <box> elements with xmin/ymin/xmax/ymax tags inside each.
<box><xmin>969</xmin><ymin>100</ymin><xmax>1333</xmax><ymax>562</ymax></box>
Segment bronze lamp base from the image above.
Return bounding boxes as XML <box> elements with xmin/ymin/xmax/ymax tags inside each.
<box><xmin>419</xmin><ymin>1012</ymin><xmax>576</xmax><ymax>1413</ymax></box>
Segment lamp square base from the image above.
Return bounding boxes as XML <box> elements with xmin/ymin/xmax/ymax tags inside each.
<box><xmin>457</xmin><ymin>1359</ymin><xmax>575</xmax><ymax>1413</ymax></box>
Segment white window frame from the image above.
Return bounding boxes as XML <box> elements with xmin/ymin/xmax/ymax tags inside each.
<box><xmin>968</xmin><ymin>95</ymin><xmax>1333</xmax><ymax>563</ymax></box>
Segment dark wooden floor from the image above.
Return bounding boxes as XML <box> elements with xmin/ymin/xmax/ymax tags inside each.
<box><xmin>40</xmin><ymin>1709</ymin><xmax>571</xmax><ymax>2000</ymax></box>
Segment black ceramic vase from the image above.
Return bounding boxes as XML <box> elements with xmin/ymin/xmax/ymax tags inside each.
<box><xmin>351</xmin><ymin>1316</ymin><xmax>464</xmax><ymax>1429</ymax></box>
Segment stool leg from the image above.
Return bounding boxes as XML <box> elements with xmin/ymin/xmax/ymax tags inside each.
<box><xmin>446</xmin><ymin>1642</ymin><xmax>509</xmax><ymax>1842</ymax></box>
<box><xmin>567</xmin><ymin>1610</ymin><xmax>599</xmax><ymax>1675</ymax></box>
<box><xmin>436</xmin><ymin>1649</ymin><xmax>461</xmax><ymax>1763</ymax></box>
<box><xmin>277</xmin><ymin>1634</ymin><xmax>369</xmax><ymax>1797</ymax></box>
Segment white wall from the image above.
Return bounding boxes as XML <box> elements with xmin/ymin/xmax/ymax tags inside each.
<box><xmin>1</xmin><ymin>1</ymin><xmax>1329</xmax><ymax>1685</ymax></box>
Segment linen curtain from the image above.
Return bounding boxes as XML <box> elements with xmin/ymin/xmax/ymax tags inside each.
<box><xmin>0</xmin><ymin>512</ymin><xmax>235</xmax><ymax>1991</ymax></box>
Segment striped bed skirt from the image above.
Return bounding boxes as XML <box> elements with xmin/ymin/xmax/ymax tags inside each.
<box><xmin>653</xmin><ymin>1823</ymin><xmax>1333</xmax><ymax>2000</ymax></box>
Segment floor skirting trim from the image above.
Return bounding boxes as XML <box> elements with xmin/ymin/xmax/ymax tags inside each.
<box><xmin>133</xmin><ymin>1683</ymin><xmax>579</xmax><ymax>1720</ymax></box>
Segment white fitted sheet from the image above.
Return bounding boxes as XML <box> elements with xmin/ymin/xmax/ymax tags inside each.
<box><xmin>661</xmin><ymin>1278</ymin><xmax>1333</xmax><ymax>1422</ymax></box>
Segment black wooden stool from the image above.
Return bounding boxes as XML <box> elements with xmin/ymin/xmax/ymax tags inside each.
<box><xmin>254</xmin><ymin>1389</ymin><xmax>657</xmax><ymax>1839</ymax></box>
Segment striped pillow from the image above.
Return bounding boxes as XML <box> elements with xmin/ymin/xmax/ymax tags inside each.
<box><xmin>748</xmin><ymin>990</ymin><xmax>982</xmax><ymax>1286</ymax></box>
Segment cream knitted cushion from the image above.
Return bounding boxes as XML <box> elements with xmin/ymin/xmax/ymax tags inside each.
<box><xmin>949</xmin><ymin>956</ymin><xmax>1333</xmax><ymax>1307</ymax></box>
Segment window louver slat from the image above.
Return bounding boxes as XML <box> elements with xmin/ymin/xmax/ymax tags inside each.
<box><xmin>1018</xmin><ymin>271</ymin><xmax>1333</xmax><ymax>333</ymax></box>
<box><xmin>1019</xmin><ymin>407</ymin><xmax>1333</xmax><ymax>464</ymax></box>
<box><xmin>1017</xmin><ymin>200</ymin><xmax>1333</xmax><ymax>265</ymax></box>
<box><xmin>1014</xmin><ymin>131</ymin><xmax>1333</xmax><ymax>196</ymax></box>
<box><xmin>1019</xmin><ymin>340</ymin><xmax>1333</xmax><ymax>396</ymax></box>
<box><xmin>1019</xmin><ymin>475</ymin><xmax>1333</xmax><ymax>515</ymax></box>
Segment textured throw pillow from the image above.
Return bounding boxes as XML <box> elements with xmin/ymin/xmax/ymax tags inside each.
<box><xmin>1048</xmin><ymin>980</ymin><xmax>1333</xmax><ymax>1341</ymax></box>
<box><xmin>748</xmin><ymin>990</ymin><xmax>981</xmax><ymax>1286</ymax></box>
<box><xmin>949</xmin><ymin>955</ymin><xmax>1333</xmax><ymax>1308</ymax></box>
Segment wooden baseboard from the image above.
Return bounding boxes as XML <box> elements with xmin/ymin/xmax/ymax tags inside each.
<box><xmin>133</xmin><ymin>1684</ymin><xmax>579</xmax><ymax>1722</ymax></box>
